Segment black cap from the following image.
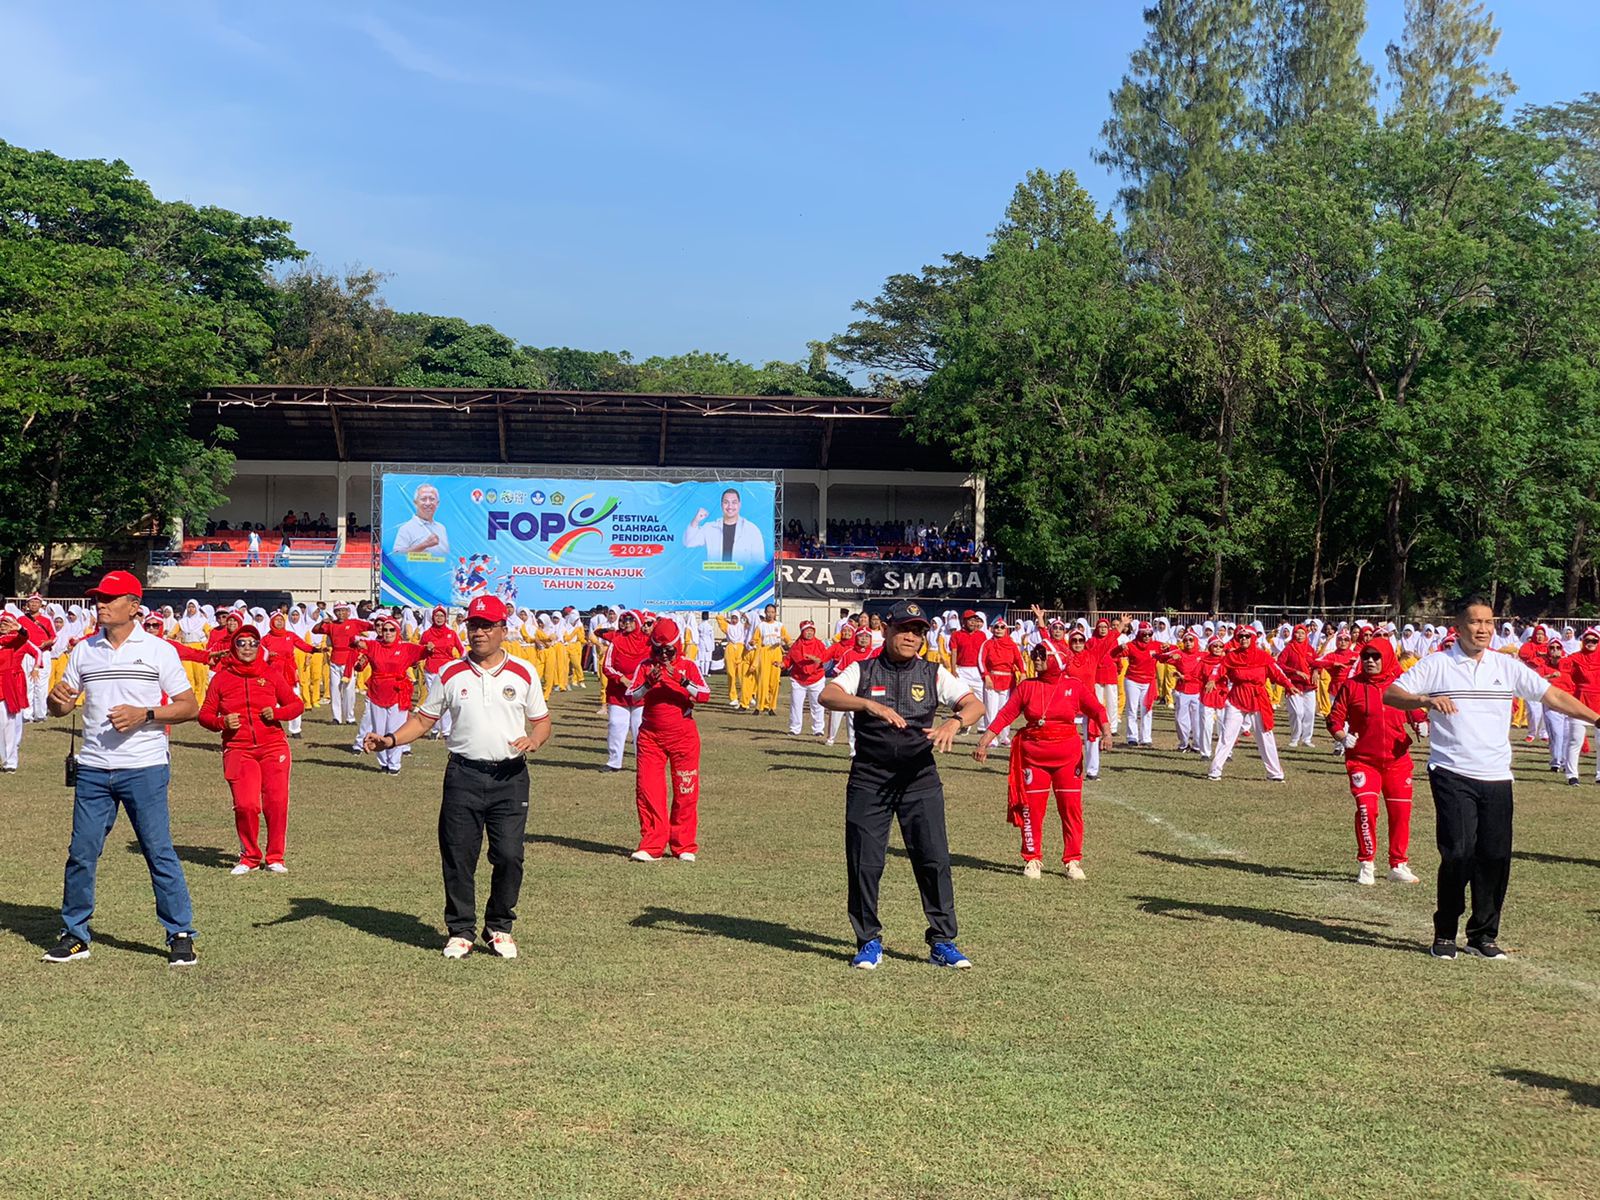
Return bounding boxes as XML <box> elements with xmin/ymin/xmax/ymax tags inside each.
<box><xmin>883</xmin><ymin>599</ymin><xmax>932</xmax><ymax>629</ymax></box>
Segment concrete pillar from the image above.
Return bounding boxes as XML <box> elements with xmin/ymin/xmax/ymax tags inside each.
<box><xmin>336</xmin><ymin>467</ymin><xmax>348</xmax><ymax>542</ymax></box>
<box><xmin>972</xmin><ymin>475</ymin><xmax>986</xmax><ymax>543</ymax></box>
<box><xmin>817</xmin><ymin>470</ymin><xmax>829</xmax><ymax>538</ymax></box>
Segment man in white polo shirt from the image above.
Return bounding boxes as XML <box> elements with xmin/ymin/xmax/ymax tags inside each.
<box><xmin>366</xmin><ymin>594</ymin><xmax>550</xmax><ymax>960</ymax></box>
<box><xmin>1386</xmin><ymin>595</ymin><xmax>1597</xmax><ymax>961</ymax></box>
<box><xmin>42</xmin><ymin>571</ymin><xmax>200</xmax><ymax>967</ymax></box>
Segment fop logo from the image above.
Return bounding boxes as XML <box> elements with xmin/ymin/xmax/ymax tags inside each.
<box><xmin>487</xmin><ymin>492</ymin><xmax>622</xmax><ymax>559</ymax></box>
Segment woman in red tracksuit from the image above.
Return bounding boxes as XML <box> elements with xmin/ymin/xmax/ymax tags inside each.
<box><xmin>261</xmin><ymin>611</ymin><xmax>316</xmax><ymax>739</ymax></box>
<box><xmin>352</xmin><ymin>616</ymin><xmax>428</xmax><ymax>774</ymax></box>
<box><xmin>978</xmin><ymin>619</ymin><xmax>1027</xmax><ymax>748</ymax></box>
<box><xmin>1326</xmin><ymin>638</ymin><xmax>1425</xmax><ymax>886</ymax></box>
<box><xmin>198</xmin><ymin>624</ymin><xmax>304</xmax><ymax>874</ymax></box>
<box><xmin>1205</xmin><ymin>627</ymin><xmax>1292</xmax><ymax>781</ymax></box>
<box><xmin>599</xmin><ymin>610</ymin><xmax>651</xmax><ymax>770</ymax></box>
<box><xmin>419</xmin><ymin>606</ymin><xmax>465</xmax><ymax>739</ymax></box>
<box><xmin>0</xmin><ymin>609</ymin><xmax>42</xmax><ymax>772</ymax></box>
<box><xmin>1277</xmin><ymin>625</ymin><xmax>1319</xmax><ymax>748</ymax></box>
<box><xmin>1085</xmin><ymin>617</ymin><xmax>1123</xmax><ymax>740</ymax></box>
<box><xmin>1112</xmin><ymin>621</ymin><xmax>1160</xmax><ymax>746</ymax></box>
<box><xmin>1158</xmin><ymin>630</ymin><xmax>1208</xmax><ymax>754</ymax></box>
<box><xmin>626</xmin><ymin>617</ymin><xmax>711</xmax><ymax>862</ymax></box>
<box><xmin>1063</xmin><ymin>626</ymin><xmax>1109</xmax><ymax>779</ymax></box>
<box><xmin>975</xmin><ymin>640</ymin><xmax>1109</xmax><ymax>881</ymax></box>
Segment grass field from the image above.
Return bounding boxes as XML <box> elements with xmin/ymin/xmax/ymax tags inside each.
<box><xmin>1</xmin><ymin>682</ymin><xmax>1597</xmax><ymax>1199</ymax></box>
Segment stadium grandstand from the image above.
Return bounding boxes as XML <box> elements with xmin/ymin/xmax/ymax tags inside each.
<box><xmin>145</xmin><ymin>386</ymin><xmax>1000</xmax><ymax>617</ymax></box>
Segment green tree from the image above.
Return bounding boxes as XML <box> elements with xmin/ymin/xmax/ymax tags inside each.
<box><xmin>1261</xmin><ymin>0</ymin><xmax>1375</xmax><ymax>134</ymax></box>
<box><xmin>390</xmin><ymin>313</ymin><xmax>547</xmax><ymax>389</ymax></box>
<box><xmin>266</xmin><ymin>265</ymin><xmax>413</xmax><ymax>384</ymax></box>
<box><xmin>1386</xmin><ymin>0</ymin><xmax>1513</xmax><ymax>131</ymax></box>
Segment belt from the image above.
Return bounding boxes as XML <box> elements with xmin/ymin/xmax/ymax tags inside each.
<box><xmin>448</xmin><ymin>752</ymin><xmax>527</xmax><ymax>774</ymax></box>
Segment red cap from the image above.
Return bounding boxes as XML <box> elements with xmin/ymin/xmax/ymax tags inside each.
<box><xmin>375</xmin><ymin>614</ymin><xmax>401</xmax><ymax>630</ymax></box>
<box><xmin>1137</xmin><ymin>621</ymin><xmax>1153</xmax><ymax>634</ymax></box>
<box><xmin>87</xmin><ymin>569</ymin><xmax>142</xmax><ymax>599</ymax></box>
<box><xmin>467</xmin><ymin>595</ymin><xmax>509</xmax><ymax>623</ymax></box>
<box><xmin>651</xmin><ymin>617</ymin><xmax>680</xmax><ymax>644</ymax></box>
<box><xmin>961</xmin><ymin>609</ymin><xmax>977</xmax><ymax>620</ymax></box>
<box><xmin>232</xmin><ymin>624</ymin><xmax>262</xmax><ymax>643</ymax></box>
<box><xmin>799</xmin><ymin>620</ymin><xmax>816</xmax><ymax>633</ymax></box>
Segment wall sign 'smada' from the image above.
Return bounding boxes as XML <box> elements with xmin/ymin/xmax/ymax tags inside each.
<box><xmin>777</xmin><ymin>559</ymin><xmax>998</xmax><ymax>601</ymax></box>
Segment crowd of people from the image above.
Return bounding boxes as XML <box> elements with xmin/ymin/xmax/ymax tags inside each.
<box><xmin>6</xmin><ymin>581</ymin><xmax>1591</xmax><ymax>972</ymax></box>
<box><xmin>781</xmin><ymin>517</ymin><xmax>994</xmax><ymax>562</ymax></box>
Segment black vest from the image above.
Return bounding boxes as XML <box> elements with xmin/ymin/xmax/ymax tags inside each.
<box><xmin>852</xmin><ymin>653</ymin><xmax>942</xmax><ymax>771</ymax></box>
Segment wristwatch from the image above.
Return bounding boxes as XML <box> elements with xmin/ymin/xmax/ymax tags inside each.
<box><xmin>145</xmin><ymin>708</ymin><xmax>156</xmax><ymax>724</ymax></box>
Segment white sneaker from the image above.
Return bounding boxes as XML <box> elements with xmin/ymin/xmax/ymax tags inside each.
<box><xmin>229</xmin><ymin>863</ymin><xmax>257</xmax><ymax>876</ymax></box>
<box><xmin>1388</xmin><ymin>862</ymin><xmax>1420</xmax><ymax>884</ymax></box>
<box><xmin>265</xmin><ymin>862</ymin><xmax>288</xmax><ymax>875</ymax></box>
<box><xmin>1065</xmin><ymin>860</ymin><xmax>1087</xmax><ymax>882</ymax></box>
<box><xmin>442</xmin><ymin>936</ymin><xmax>473</xmax><ymax>959</ymax></box>
<box><xmin>1022</xmin><ymin>859</ymin><xmax>1042</xmax><ymax>880</ymax></box>
<box><xmin>676</xmin><ymin>851</ymin><xmax>697</xmax><ymax>863</ymax></box>
<box><xmin>1357</xmin><ymin>861</ymin><xmax>1376</xmax><ymax>886</ymax></box>
<box><xmin>630</xmin><ymin>850</ymin><xmax>661</xmax><ymax>862</ymax></box>
<box><xmin>483</xmin><ymin>930</ymin><xmax>518</xmax><ymax>959</ymax></box>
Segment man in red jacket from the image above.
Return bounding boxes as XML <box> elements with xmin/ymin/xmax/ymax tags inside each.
<box><xmin>1113</xmin><ymin>620</ymin><xmax>1160</xmax><ymax>747</ymax></box>
<box><xmin>626</xmin><ymin>617</ymin><xmax>711</xmax><ymax>862</ymax></box>
<box><xmin>599</xmin><ymin>609</ymin><xmax>651</xmax><ymax>770</ymax></box>
<box><xmin>1560</xmin><ymin>626</ymin><xmax>1600</xmax><ymax>783</ymax></box>
<box><xmin>312</xmin><ymin>602</ymin><xmax>373</xmax><ymax>729</ymax></box>
<box><xmin>197</xmin><ymin>624</ymin><xmax>304</xmax><ymax>873</ymax></box>
<box><xmin>1277</xmin><ymin>624</ymin><xmax>1319</xmax><ymax>748</ymax></box>
<box><xmin>979</xmin><ymin>618</ymin><xmax>1027</xmax><ymax>748</ymax></box>
<box><xmin>784</xmin><ymin>620</ymin><xmax>830</xmax><ymax>737</ymax></box>
<box><xmin>419</xmin><ymin>606</ymin><xmax>465</xmax><ymax>739</ymax></box>
<box><xmin>1206</xmin><ymin>626</ymin><xmax>1293</xmax><ymax>781</ymax></box>
<box><xmin>1327</xmin><ymin>639</ymin><xmax>1425</xmax><ymax>886</ymax></box>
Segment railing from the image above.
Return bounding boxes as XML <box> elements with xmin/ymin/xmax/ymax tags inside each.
<box><xmin>150</xmin><ymin>538</ymin><xmax>344</xmax><ymax>568</ymax></box>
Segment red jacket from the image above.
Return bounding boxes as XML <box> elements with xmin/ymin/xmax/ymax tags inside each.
<box><xmin>1277</xmin><ymin>641</ymin><xmax>1317</xmax><ymax>693</ymax></box>
<box><xmin>1564</xmin><ymin>648</ymin><xmax>1600</xmax><ymax>708</ymax></box>
<box><xmin>991</xmin><ymin>676</ymin><xmax>1109</xmax><ymax>740</ymax></box>
<box><xmin>1214</xmin><ymin>645</ymin><xmax>1291</xmax><ymax>724</ymax></box>
<box><xmin>420</xmin><ymin>625</ymin><xmax>464</xmax><ymax>674</ymax></box>
<box><xmin>600</xmin><ymin>627</ymin><xmax>652</xmax><ymax>707</ymax></box>
<box><xmin>197</xmin><ymin>660</ymin><xmax>302</xmax><ymax>751</ymax></box>
<box><xmin>979</xmin><ymin>636</ymin><xmax>1027</xmax><ymax>691</ymax></box>
<box><xmin>948</xmin><ymin>629</ymin><xmax>988</xmax><ymax>669</ymax></box>
<box><xmin>827</xmin><ymin>641</ymin><xmax>877</xmax><ymax>673</ymax></box>
<box><xmin>627</xmin><ymin>659</ymin><xmax>710</xmax><ymax>731</ymax></box>
<box><xmin>354</xmin><ymin>639</ymin><xmax>428</xmax><ymax>708</ymax></box>
<box><xmin>261</xmin><ymin>630</ymin><xmax>315</xmax><ymax>689</ymax></box>
<box><xmin>1113</xmin><ymin>637</ymin><xmax>1160</xmax><ymax>685</ymax></box>
<box><xmin>784</xmin><ymin>636</ymin><xmax>831</xmax><ymax>686</ymax></box>
<box><xmin>159</xmin><ymin>637</ymin><xmax>211</xmax><ymax>665</ymax></box>
<box><xmin>0</xmin><ymin>631</ymin><xmax>41</xmax><ymax>715</ymax></box>
<box><xmin>1086</xmin><ymin>631</ymin><xmax>1121</xmax><ymax>684</ymax></box>
<box><xmin>1158</xmin><ymin>646</ymin><xmax>1208</xmax><ymax>695</ymax></box>
<box><xmin>312</xmin><ymin>618</ymin><xmax>374</xmax><ymax>670</ymax></box>
<box><xmin>1327</xmin><ymin>676</ymin><xmax>1425</xmax><ymax>765</ymax></box>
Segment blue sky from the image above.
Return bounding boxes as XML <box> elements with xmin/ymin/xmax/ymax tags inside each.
<box><xmin>3</xmin><ymin>2</ymin><xmax>1596</xmax><ymax>367</ymax></box>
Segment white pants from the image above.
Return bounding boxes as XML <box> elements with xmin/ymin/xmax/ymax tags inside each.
<box><xmin>424</xmin><ymin>672</ymin><xmax>454</xmax><ymax>736</ymax></box>
<box><xmin>985</xmin><ymin>687</ymin><xmax>1012</xmax><ymax>746</ymax></box>
<box><xmin>827</xmin><ymin>709</ymin><xmax>855</xmax><ymax>753</ymax></box>
<box><xmin>1546</xmin><ymin>709</ymin><xmax>1570</xmax><ymax>770</ymax></box>
<box><xmin>1286</xmin><ymin>690</ymin><xmax>1317</xmax><ymax>746</ymax></box>
<box><xmin>1</xmin><ymin>710</ymin><xmax>22</xmax><ymax>768</ymax></box>
<box><xmin>1525</xmin><ymin>699</ymin><xmax>1544</xmax><ymax>739</ymax></box>
<box><xmin>789</xmin><ymin>679</ymin><xmax>825</xmax><ymax>735</ymax></box>
<box><xmin>956</xmin><ymin>667</ymin><xmax>986</xmax><ymax>729</ymax></box>
<box><xmin>1077</xmin><ymin>717</ymin><xmax>1100</xmax><ymax>777</ymax></box>
<box><xmin>1564</xmin><ymin>719</ymin><xmax>1593</xmax><ymax>781</ymax></box>
<box><xmin>1123</xmin><ymin>679</ymin><xmax>1152</xmax><ymax>744</ymax></box>
<box><xmin>606</xmin><ymin>704</ymin><xmax>643</xmax><ymax>768</ymax></box>
<box><xmin>330</xmin><ymin>662</ymin><xmax>357</xmax><ymax>724</ymax></box>
<box><xmin>1208</xmin><ymin>705</ymin><xmax>1283</xmax><ymax>780</ymax></box>
<box><xmin>1096</xmin><ymin>682</ymin><xmax>1120</xmax><ymax>735</ymax></box>
<box><xmin>286</xmin><ymin>684</ymin><xmax>303</xmax><ymax>736</ymax></box>
<box><xmin>1174</xmin><ymin>693</ymin><xmax>1201</xmax><ymax>750</ymax></box>
<box><xmin>696</xmin><ymin>647</ymin><xmax>714</xmax><ymax>677</ymax></box>
<box><xmin>370</xmin><ymin>703</ymin><xmax>405</xmax><ymax>770</ymax></box>
<box><xmin>353</xmin><ymin>691</ymin><xmax>374</xmax><ymax>751</ymax></box>
<box><xmin>25</xmin><ymin>651</ymin><xmax>50</xmax><ymax>719</ymax></box>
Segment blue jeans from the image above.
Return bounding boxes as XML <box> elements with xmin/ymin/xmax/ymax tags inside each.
<box><xmin>62</xmin><ymin>764</ymin><xmax>195</xmax><ymax>945</ymax></box>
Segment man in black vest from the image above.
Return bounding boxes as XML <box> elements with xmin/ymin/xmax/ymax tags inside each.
<box><xmin>819</xmin><ymin>599</ymin><xmax>986</xmax><ymax>970</ymax></box>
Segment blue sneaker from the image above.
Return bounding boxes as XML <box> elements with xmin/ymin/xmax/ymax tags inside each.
<box><xmin>850</xmin><ymin>939</ymin><xmax>883</xmax><ymax>970</ymax></box>
<box><xmin>927</xmin><ymin>941</ymin><xmax>972</xmax><ymax>970</ymax></box>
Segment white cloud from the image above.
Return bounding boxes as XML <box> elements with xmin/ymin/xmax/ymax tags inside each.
<box><xmin>346</xmin><ymin>12</ymin><xmax>598</xmax><ymax>98</ymax></box>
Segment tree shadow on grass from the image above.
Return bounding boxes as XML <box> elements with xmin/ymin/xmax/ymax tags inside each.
<box><xmin>125</xmin><ymin>841</ymin><xmax>236</xmax><ymax>871</ymax></box>
<box><xmin>1497</xmin><ymin>1069</ymin><xmax>1600</xmax><ymax>1109</ymax></box>
<box><xmin>0</xmin><ymin>900</ymin><xmax>167</xmax><ymax>957</ymax></box>
<box><xmin>629</xmin><ymin>906</ymin><xmax>922</xmax><ymax>963</ymax></box>
<box><xmin>1512</xmin><ymin>849</ymin><xmax>1600</xmax><ymax>870</ymax></box>
<box><xmin>1132</xmin><ymin>895</ymin><xmax>1418</xmax><ymax>953</ymax></box>
<box><xmin>1139</xmin><ymin>849</ymin><xmax>1348</xmax><ymax>883</ymax></box>
<box><xmin>527</xmin><ymin>832</ymin><xmax>632</xmax><ymax>858</ymax></box>
<box><xmin>254</xmin><ymin>896</ymin><xmax>439</xmax><ymax>951</ymax></box>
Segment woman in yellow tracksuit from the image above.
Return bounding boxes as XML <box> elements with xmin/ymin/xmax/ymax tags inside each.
<box><xmin>562</xmin><ymin>612</ymin><xmax>587</xmax><ymax>688</ymax></box>
<box><xmin>750</xmin><ymin>605</ymin><xmax>789</xmax><ymax>714</ymax></box>
<box><xmin>719</xmin><ymin>612</ymin><xmax>752</xmax><ymax>708</ymax></box>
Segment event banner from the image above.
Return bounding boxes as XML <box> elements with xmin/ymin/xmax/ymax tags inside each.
<box><xmin>776</xmin><ymin>558</ymin><xmax>1000</xmax><ymax>602</ymax></box>
<box><xmin>379</xmin><ymin>472</ymin><xmax>777</xmax><ymax>612</ymax></box>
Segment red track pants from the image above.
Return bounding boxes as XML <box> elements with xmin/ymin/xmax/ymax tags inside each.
<box><xmin>1015</xmin><ymin>743</ymin><xmax>1085</xmax><ymax>863</ymax></box>
<box><xmin>1345</xmin><ymin>757</ymin><xmax>1413</xmax><ymax>866</ymax></box>
<box><xmin>224</xmin><ymin>745</ymin><xmax>292</xmax><ymax>867</ymax></box>
<box><xmin>635</xmin><ymin>723</ymin><xmax>700</xmax><ymax>856</ymax></box>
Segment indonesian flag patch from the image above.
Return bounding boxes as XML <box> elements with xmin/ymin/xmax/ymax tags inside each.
<box><xmin>868</xmin><ymin>686</ymin><xmax>887</xmax><ymax>697</ymax></box>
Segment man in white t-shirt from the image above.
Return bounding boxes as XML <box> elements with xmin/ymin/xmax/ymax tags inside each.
<box><xmin>367</xmin><ymin>594</ymin><xmax>550</xmax><ymax>961</ymax></box>
<box><xmin>43</xmin><ymin>571</ymin><xmax>200</xmax><ymax>968</ymax></box>
<box><xmin>1387</xmin><ymin>595</ymin><xmax>1597</xmax><ymax>961</ymax></box>
<box><xmin>391</xmin><ymin>484</ymin><xmax>450</xmax><ymax>557</ymax></box>
<box><xmin>683</xmin><ymin>488</ymin><xmax>766</xmax><ymax>566</ymax></box>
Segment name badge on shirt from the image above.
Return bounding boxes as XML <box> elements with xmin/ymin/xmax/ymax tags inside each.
<box><xmin>868</xmin><ymin>686</ymin><xmax>887</xmax><ymax>697</ymax></box>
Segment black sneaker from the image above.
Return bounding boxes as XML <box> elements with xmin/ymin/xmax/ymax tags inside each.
<box><xmin>1567</xmin><ymin>777</ymin><xmax>1580</xmax><ymax>786</ymax></box>
<box><xmin>42</xmin><ymin>935</ymin><xmax>90</xmax><ymax>964</ymax></box>
<box><xmin>1429</xmin><ymin>938</ymin><xmax>1458</xmax><ymax>960</ymax></box>
<box><xmin>168</xmin><ymin>934</ymin><xmax>198</xmax><ymax>968</ymax></box>
<box><xmin>1465</xmin><ymin>940</ymin><xmax>1509</xmax><ymax>961</ymax></box>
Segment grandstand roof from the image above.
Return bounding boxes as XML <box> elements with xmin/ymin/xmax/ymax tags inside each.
<box><xmin>189</xmin><ymin>386</ymin><xmax>958</xmax><ymax>471</ymax></box>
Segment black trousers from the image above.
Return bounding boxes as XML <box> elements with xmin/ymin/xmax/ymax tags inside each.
<box><xmin>845</xmin><ymin>765</ymin><xmax>957</xmax><ymax>948</ymax></box>
<box><xmin>1427</xmin><ymin>765</ymin><xmax>1514</xmax><ymax>943</ymax></box>
<box><xmin>440</xmin><ymin>755</ymin><xmax>529</xmax><ymax>938</ymax></box>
